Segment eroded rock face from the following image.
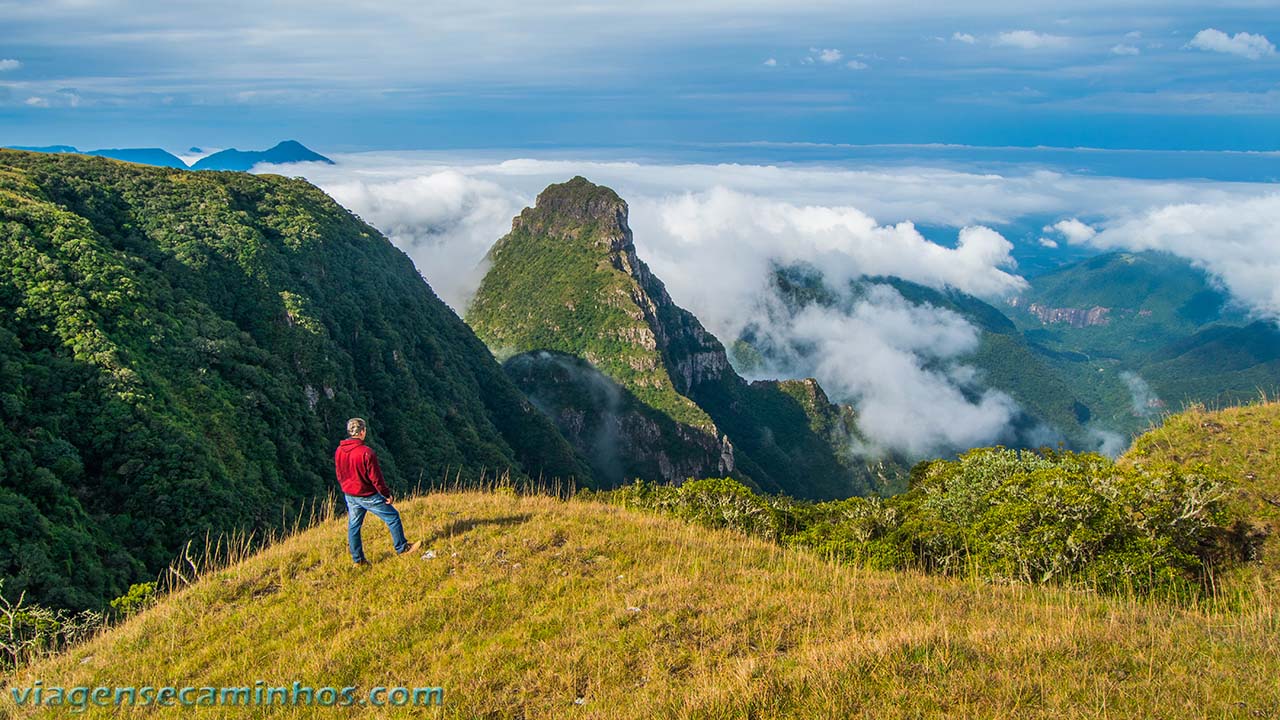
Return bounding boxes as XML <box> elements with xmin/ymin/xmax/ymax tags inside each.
<box><xmin>1009</xmin><ymin>297</ymin><xmax>1112</xmax><ymax>327</ymax></box>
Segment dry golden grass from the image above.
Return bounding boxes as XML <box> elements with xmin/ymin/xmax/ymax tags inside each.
<box><xmin>7</xmin><ymin>491</ymin><xmax>1279</xmax><ymax>718</ymax></box>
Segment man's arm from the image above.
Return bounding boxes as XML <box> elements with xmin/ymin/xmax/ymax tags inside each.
<box><xmin>365</xmin><ymin>450</ymin><xmax>394</xmax><ymax>499</ymax></box>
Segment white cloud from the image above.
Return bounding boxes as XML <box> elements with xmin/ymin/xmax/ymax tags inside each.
<box><xmin>762</xmin><ymin>57</ymin><xmax>777</xmax><ymax>66</ymax></box>
<box><xmin>1187</xmin><ymin>28</ymin><xmax>1275</xmax><ymax>60</ymax></box>
<box><xmin>811</xmin><ymin>47</ymin><xmax>843</xmax><ymax>63</ymax></box>
<box><xmin>994</xmin><ymin>30</ymin><xmax>1069</xmax><ymax>49</ymax></box>
<box><xmin>0</xmin><ymin>59</ymin><xmax>20</xmax><ymax>72</ymax></box>
<box><xmin>1046</xmin><ymin>218</ymin><xmax>1097</xmax><ymax>243</ymax></box>
<box><xmin>952</xmin><ymin>32</ymin><xmax>976</xmax><ymax>44</ymax></box>
<box><xmin>635</xmin><ymin>188</ymin><xmax>1025</xmax><ymax>344</ymax></box>
<box><xmin>23</xmin><ymin>96</ymin><xmax>48</xmax><ymax>107</ymax></box>
<box><xmin>1038</xmin><ymin>237</ymin><xmax>1059</xmax><ymax>248</ymax></box>
<box><xmin>1119</xmin><ymin>371</ymin><xmax>1161</xmax><ymax>418</ymax></box>
<box><xmin>846</xmin><ymin>60</ymin><xmax>868</xmax><ymax>70</ymax></box>
<box><xmin>782</xmin><ymin>288</ymin><xmax>1021</xmax><ymax>456</ymax></box>
<box><xmin>1111</xmin><ymin>44</ymin><xmax>1140</xmax><ymax>56</ymax></box>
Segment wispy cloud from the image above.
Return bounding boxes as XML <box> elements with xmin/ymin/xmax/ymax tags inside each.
<box><xmin>762</xmin><ymin>57</ymin><xmax>777</xmax><ymax>67</ymax></box>
<box><xmin>846</xmin><ymin>60</ymin><xmax>868</xmax><ymax>70</ymax></box>
<box><xmin>0</xmin><ymin>59</ymin><xmax>21</xmax><ymax>72</ymax></box>
<box><xmin>810</xmin><ymin>47</ymin><xmax>843</xmax><ymax>64</ymax></box>
<box><xmin>952</xmin><ymin>32</ymin><xmax>976</xmax><ymax>44</ymax></box>
<box><xmin>1111</xmin><ymin>44</ymin><xmax>1140</xmax><ymax>56</ymax></box>
<box><xmin>993</xmin><ymin>30</ymin><xmax>1070</xmax><ymax>49</ymax></box>
<box><xmin>1187</xmin><ymin>28</ymin><xmax>1275</xmax><ymax>60</ymax></box>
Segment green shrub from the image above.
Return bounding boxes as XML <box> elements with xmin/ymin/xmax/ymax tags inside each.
<box><xmin>109</xmin><ymin>582</ymin><xmax>157</xmax><ymax>619</ymax></box>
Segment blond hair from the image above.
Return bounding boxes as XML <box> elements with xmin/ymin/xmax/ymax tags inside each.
<box><xmin>346</xmin><ymin>417</ymin><xmax>368</xmax><ymax>437</ymax></box>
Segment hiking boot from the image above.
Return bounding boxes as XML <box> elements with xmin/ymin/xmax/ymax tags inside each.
<box><xmin>399</xmin><ymin>541</ymin><xmax>423</xmax><ymax>557</ymax></box>
<box><xmin>354</xmin><ymin>559</ymin><xmax>370</xmax><ymax>568</ymax></box>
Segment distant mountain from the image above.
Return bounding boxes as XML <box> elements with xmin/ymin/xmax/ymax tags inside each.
<box><xmin>1009</xmin><ymin>251</ymin><xmax>1278</xmax><ymax>439</ymax></box>
<box><xmin>466</xmin><ymin>177</ymin><xmax>902</xmax><ymax>498</ymax></box>
<box><xmin>84</xmin><ymin>148</ymin><xmax>188</xmax><ymax>169</ymax></box>
<box><xmin>191</xmin><ymin>140</ymin><xmax>333</xmax><ymax>171</ymax></box>
<box><xmin>2</xmin><ymin>145</ymin><xmax>189</xmax><ymax>169</ymax></box>
<box><xmin>6</xmin><ymin>145</ymin><xmax>79</xmax><ymax>153</ymax></box>
<box><xmin>1011</xmin><ymin>251</ymin><xmax>1244</xmax><ymax>359</ymax></box>
<box><xmin>0</xmin><ymin>149</ymin><xmax>587</xmax><ymax>610</ymax></box>
<box><xmin>1141</xmin><ymin>322</ymin><xmax>1280</xmax><ymax>406</ymax></box>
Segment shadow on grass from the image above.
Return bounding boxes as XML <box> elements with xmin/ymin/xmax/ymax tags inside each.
<box><xmin>425</xmin><ymin>514</ymin><xmax>532</xmax><ymax>544</ymax></box>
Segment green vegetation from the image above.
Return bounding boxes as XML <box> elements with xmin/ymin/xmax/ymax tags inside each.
<box><xmin>0</xmin><ymin>581</ymin><xmax>105</xmax><ymax>672</ymax></box>
<box><xmin>0</xmin><ymin>150</ymin><xmax>588</xmax><ymax>611</ymax></box>
<box><xmin>12</xmin><ymin>490</ymin><xmax>1278</xmax><ymax>718</ymax></box>
<box><xmin>613</xmin><ymin>447</ymin><xmax>1240</xmax><ymax>597</ymax></box>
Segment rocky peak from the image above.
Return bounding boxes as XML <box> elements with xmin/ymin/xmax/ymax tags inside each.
<box><xmin>512</xmin><ymin>176</ymin><xmax>631</xmax><ymax>251</ymax></box>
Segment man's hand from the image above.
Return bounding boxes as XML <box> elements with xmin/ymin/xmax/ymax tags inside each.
<box><xmin>384</xmin><ymin>495</ymin><xmax>395</xmax><ymax>505</ymax></box>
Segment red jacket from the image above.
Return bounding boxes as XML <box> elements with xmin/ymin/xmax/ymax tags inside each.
<box><xmin>334</xmin><ymin>438</ymin><xmax>392</xmax><ymax>497</ymax></box>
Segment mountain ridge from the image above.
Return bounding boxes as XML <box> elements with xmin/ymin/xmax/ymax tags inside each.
<box><xmin>0</xmin><ymin>140</ymin><xmax>332</xmax><ymax>172</ymax></box>
<box><xmin>191</xmin><ymin>140</ymin><xmax>334</xmax><ymax>171</ymax></box>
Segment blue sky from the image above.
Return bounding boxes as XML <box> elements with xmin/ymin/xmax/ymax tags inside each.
<box><xmin>1</xmin><ymin>0</ymin><xmax>1277</xmax><ymax>153</ymax></box>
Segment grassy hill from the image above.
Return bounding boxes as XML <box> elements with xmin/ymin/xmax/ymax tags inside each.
<box><xmin>9</xmin><ymin>490</ymin><xmax>1278</xmax><ymax>718</ymax></box>
<box><xmin>1122</xmin><ymin>398</ymin><xmax>1280</xmax><ymax>574</ymax></box>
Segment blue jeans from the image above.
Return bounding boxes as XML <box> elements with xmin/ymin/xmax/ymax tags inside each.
<box><xmin>344</xmin><ymin>493</ymin><xmax>409</xmax><ymax>562</ymax></box>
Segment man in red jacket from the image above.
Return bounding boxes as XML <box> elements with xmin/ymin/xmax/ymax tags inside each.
<box><xmin>335</xmin><ymin>417</ymin><xmax>421</xmax><ymax>565</ymax></box>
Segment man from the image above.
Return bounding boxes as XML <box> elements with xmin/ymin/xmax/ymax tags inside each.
<box><xmin>334</xmin><ymin>417</ymin><xmax>421</xmax><ymax>565</ymax></box>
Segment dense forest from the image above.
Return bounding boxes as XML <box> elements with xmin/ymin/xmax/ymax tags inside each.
<box><xmin>0</xmin><ymin>150</ymin><xmax>588</xmax><ymax>610</ymax></box>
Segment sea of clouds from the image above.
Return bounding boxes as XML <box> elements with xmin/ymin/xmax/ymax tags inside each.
<box><xmin>264</xmin><ymin>152</ymin><xmax>1280</xmax><ymax>457</ymax></box>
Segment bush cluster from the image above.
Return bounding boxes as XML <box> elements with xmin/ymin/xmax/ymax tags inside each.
<box><xmin>608</xmin><ymin>448</ymin><xmax>1242</xmax><ymax>597</ymax></box>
